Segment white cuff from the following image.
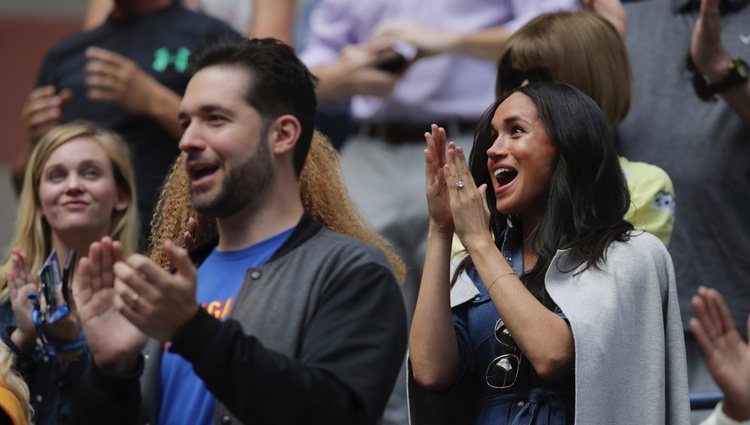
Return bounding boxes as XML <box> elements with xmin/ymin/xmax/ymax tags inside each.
<box><xmin>701</xmin><ymin>402</ymin><xmax>750</xmax><ymax>425</ymax></box>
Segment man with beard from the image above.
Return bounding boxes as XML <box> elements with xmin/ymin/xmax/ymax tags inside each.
<box><xmin>66</xmin><ymin>37</ymin><xmax>408</xmax><ymax>425</ymax></box>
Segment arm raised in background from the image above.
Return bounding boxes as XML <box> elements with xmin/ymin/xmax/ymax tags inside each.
<box><xmin>251</xmin><ymin>0</ymin><xmax>296</xmax><ymax>43</ymax></box>
<box><xmin>690</xmin><ymin>0</ymin><xmax>750</xmax><ymax>125</ymax></box>
<box><xmin>83</xmin><ymin>0</ymin><xmax>112</xmax><ymax>30</ymax></box>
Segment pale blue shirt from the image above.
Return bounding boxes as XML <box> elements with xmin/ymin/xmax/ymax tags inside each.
<box><xmin>300</xmin><ymin>0</ymin><xmax>578</xmax><ymax>123</ymax></box>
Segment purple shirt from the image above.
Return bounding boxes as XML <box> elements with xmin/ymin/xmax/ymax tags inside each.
<box><xmin>301</xmin><ymin>0</ymin><xmax>577</xmax><ymax>123</ymax></box>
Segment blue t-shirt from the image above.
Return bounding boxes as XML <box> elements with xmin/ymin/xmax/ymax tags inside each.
<box><xmin>158</xmin><ymin>228</ymin><xmax>294</xmax><ymax>425</ymax></box>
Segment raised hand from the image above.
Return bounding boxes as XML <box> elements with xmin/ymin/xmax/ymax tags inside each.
<box><xmin>113</xmin><ymin>241</ymin><xmax>198</xmax><ymax>342</ymax></box>
<box><xmin>690</xmin><ymin>0</ymin><xmax>731</xmax><ymax>82</ymax></box>
<box><xmin>21</xmin><ymin>85</ymin><xmax>71</xmax><ymax>144</ymax></box>
<box><xmin>442</xmin><ymin>144</ymin><xmax>492</xmax><ymax>252</ymax></box>
<box><xmin>690</xmin><ymin>286</ymin><xmax>750</xmax><ymax>421</ymax></box>
<box><xmin>424</xmin><ymin>125</ymin><xmax>454</xmax><ymax>236</ymax></box>
<box><xmin>75</xmin><ymin>237</ymin><xmax>147</xmax><ymax>376</ymax></box>
<box><xmin>7</xmin><ymin>249</ymin><xmax>39</xmax><ymax>350</ymax></box>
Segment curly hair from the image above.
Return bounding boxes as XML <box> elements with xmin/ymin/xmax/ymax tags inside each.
<box><xmin>148</xmin><ymin>130</ymin><xmax>406</xmax><ymax>282</ymax></box>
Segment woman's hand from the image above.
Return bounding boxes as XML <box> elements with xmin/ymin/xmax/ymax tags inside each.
<box><xmin>74</xmin><ymin>237</ymin><xmax>147</xmax><ymax>377</ymax></box>
<box><xmin>424</xmin><ymin>125</ymin><xmax>454</xmax><ymax>236</ymax></box>
<box><xmin>442</xmin><ymin>144</ymin><xmax>492</xmax><ymax>251</ymax></box>
<box><xmin>7</xmin><ymin>249</ymin><xmax>38</xmax><ymax>350</ymax></box>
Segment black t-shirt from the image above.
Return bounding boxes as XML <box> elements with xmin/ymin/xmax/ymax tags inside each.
<box><xmin>36</xmin><ymin>3</ymin><xmax>236</xmax><ymax>243</ymax></box>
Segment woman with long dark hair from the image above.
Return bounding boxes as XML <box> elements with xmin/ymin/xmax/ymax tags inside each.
<box><xmin>409</xmin><ymin>83</ymin><xmax>689</xmax><ymax>424</ymax></box>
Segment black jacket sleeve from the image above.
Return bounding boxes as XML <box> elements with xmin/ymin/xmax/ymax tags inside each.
<box><xmin>170</xmin><ymin>262</ymin><xmax>408</xmax><ymax>425</ymax></box>
<box><xmin>66</xmin><ymin>355</ymin><xmax>143</xmax><ymax>425</ymax></box>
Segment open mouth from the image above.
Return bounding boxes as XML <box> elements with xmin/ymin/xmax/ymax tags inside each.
<box><xmin>188</xmin><ymin>163</ymin><xmax>219</xmax><ymax>181</ymax></box>
<box><xmin>494</xmin><ymin>167</ymin><xmax>518</xmax><ymax>187</ymax></box>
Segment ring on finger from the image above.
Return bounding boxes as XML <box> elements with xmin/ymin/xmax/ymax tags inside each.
<box><xmin>130</xmin><ymin>293</ymin><xmax>140</xmax><ymax>311</ymax></box>
<box><xmin>456</xmin><ymin>180</ymin><xmax>465</xmax><ymax>190</ymax></box>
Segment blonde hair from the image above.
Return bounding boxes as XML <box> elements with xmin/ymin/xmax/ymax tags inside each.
<box><xmin>497</xmin><ymin>11</ymin><xmax>632</xmax><ymax>129</ymax></box>
<box><xmin>149</xmin><ymin>130</ymin><xmax>406</xmax><ymax>282</ymax></box>
<box><xmin>0</xmin><ymin>342</ymin><xmax>32</xmax><ymax>424</ymax></box>
<box><xmin>0</xmin><ymin>122</ymin><xmax>139</xmax><ymax>301</ymax></box>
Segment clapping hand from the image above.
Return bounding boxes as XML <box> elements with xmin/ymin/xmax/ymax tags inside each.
<box><xmin>691</xmin><ymin>286</ymin><xmax>750</xmax><ymax>421</ymax></box>
<box><xmin>441</xmin><ymin>144</ymin><xmax>492</xmax><ymax>252</ymax></box>
<box><xmin>75</xmin><ymin>237</ymin><xmax>147</xmax><ymax>376</ymax></box>
<box><xmin>113</xmin><ymin>241</ymin><xmax>198</xmax><ymax>343</ymax></box>
<box><xmin>7</xmin><ymin>250</ymin><xmax>39</xmax><ymax>350</ymax></box>
<box><xmin>424</xmin><ymin>124</ymin><xmax>454</xmax><ymax>236</ymax></box>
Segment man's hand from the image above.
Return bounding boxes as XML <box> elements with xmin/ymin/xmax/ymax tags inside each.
<box><xmin>21</xmin><ymin>85</ymin><xmax>71</xmax><ymax>144</ymax></box>
<box><xmin>313</xmin><ymin>45</ymin><xmax>401</xmax><ymax>102</ymax></box>
<box><xmin>75</xmin><ymin>237</ymin><xmax>147</xmax><ymax>377</ymax></box>
<box><xmin>369</xmin><ymin>22</ymin><xmax>457</xmax><ymax>59</ymax></box>
<box><xmin>85</xmin><ymin>47</ymin><xmax>183</xmax><ymax>137</ymax></box>
<box><xmin>113</xmin><ymin>241</ymin><xmax>199</xmax><ymax>342</ymax></box>
<box><xmin>691</xmin><ymin>287</ymin><xmax>750</xmax><ymax>421</ymax></box>
<box><xmin>690</xmin><ymin>0</ymin><xmax>732</xmax><ymax>82</ymax></box>
<box><xmin>85</xmin><ymin>47</ymin><xmax>161</xmax><ymax>115</ymax></box>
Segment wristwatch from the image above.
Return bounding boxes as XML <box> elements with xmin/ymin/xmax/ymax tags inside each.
<box><xmin>706</xmin><ymin>58</ymin><xmax>749</xmax><ymax>93</ymax></box>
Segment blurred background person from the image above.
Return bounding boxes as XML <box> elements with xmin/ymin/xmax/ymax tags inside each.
<box><xmin>83</xmin><ymin>0</ymin><xmax>296</xmax><ymax>44</ymax></box>
<box><xmin>0</xmin><ymin>122</ymin><xmax>138</xmax><ymax>425</ymax></box>
<box><xmin>16</xmin><ymin>0</ymin><xmax>235</xmax><ymax>245</ymax></box>
<box><xmin>618</xmin><ymin>1</ymin><xmax>750</xmax><ymax>420</ymax></box>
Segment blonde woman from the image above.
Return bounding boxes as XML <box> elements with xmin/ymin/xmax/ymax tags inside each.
<box><xmin>0</xmin><ymin>121</ymin><xmax>138</xmax><ymax>424</ymax></box>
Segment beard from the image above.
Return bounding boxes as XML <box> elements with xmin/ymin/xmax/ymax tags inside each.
<box><xmin>191</xmin><ymin>134</ymin><xmax>274</xmax><ymax>219</ymax></box>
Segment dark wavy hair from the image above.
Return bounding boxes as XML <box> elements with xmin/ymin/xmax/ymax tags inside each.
<box><xmin>455</xmin><ymin>83</ymin><xmax>633</xmax><ymax>309</ymax></box>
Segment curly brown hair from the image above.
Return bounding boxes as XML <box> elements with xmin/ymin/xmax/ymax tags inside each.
<box><xmin>148</xmin><ymin>130</ymin><xmax>406</xmax><ymax>282</ymax></box>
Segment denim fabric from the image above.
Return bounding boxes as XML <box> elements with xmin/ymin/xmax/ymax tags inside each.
<box><xmin>0</xmin><ymin>301</ymin><xmax>90</xmax><ymax>425</ymax></box>
<box><xmin>451</xmin><ymin>229</ymin><xmax>574</xmax><ymax>425</ymax></box>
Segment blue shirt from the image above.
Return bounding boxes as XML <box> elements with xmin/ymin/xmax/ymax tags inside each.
<box><xmin>158</xmin><ymin>228</ymin><xmax>294</xmax><ymax>425</ymax></box>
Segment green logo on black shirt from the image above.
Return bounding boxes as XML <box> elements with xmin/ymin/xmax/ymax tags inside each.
<box><xmin>152</xmin><ymin>47</ymin><xmax>190</xmax><ymax>73</ymax></box>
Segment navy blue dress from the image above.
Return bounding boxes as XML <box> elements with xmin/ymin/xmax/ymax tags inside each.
<box><xmin>451</xmin><ymin>229</ymin><xmax>574</xmax><ymax>425</ymax></box>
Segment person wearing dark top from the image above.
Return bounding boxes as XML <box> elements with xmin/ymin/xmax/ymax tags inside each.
<box><xmin>18</xmin><ymin>0</ymin><xmax>235</xmax><ymax>244</ymax></box>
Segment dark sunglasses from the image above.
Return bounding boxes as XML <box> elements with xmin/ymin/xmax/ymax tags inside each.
<box><xmin>486</xmin><ymin>318</ymin><xmax>522</xmax><ymax>389</ymax></box>
<box><xmin>686</xmin><ymin>54</ymin><xmax>718</xmax><ymax>102</ymax></box>
<box><xmin>496</xmin><ymin>66</ymin><xmax>552</xmax><ymax>95</ymax></box>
